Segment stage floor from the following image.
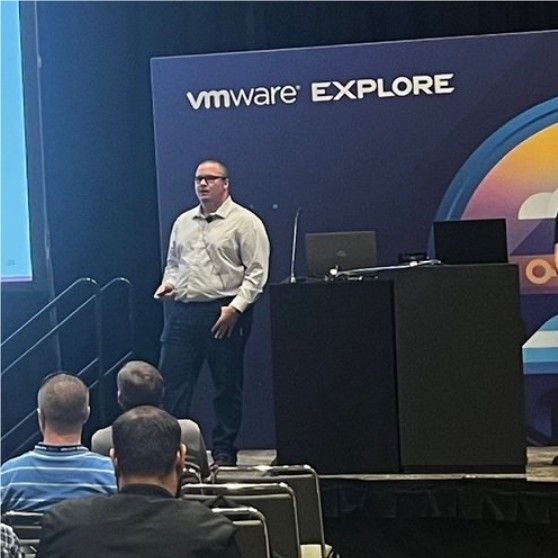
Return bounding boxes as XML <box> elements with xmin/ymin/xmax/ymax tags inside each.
<box><xmin>234</xmin><ymin>446</ymin><xmax>558</xmax><ymax>482</ymax></box>
<box><xmin>234</xmin><ymin>447</ymin><xmax>558</xmax><ymax>557</ymax></box>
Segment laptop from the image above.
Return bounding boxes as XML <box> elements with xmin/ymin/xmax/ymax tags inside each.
<box><xmin>305</xmin><ymin>231</ymin><xmax>377</xmax><ymax>277</ymax></box>
<box><xmin>433</xmin><ymin>218</ymin><xmax>508</xmax><ymax>264</ymax></box>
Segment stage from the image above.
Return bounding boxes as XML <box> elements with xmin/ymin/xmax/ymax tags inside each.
<box><xmin>236</xmin><ymin>447</ymin><xmax>558</xmax><ymax>558</ymax></box>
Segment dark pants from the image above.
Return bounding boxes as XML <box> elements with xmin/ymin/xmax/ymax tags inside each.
<box><xmin>158</xmin><ymin>299</ymin><xmax>253</xmax><ymax>457</ymax></box>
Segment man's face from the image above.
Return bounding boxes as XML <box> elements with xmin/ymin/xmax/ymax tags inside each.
<box><xmin>194</xmin><ymin>161</ymin><xmax>229</xmax><ymax>206</ymax></box>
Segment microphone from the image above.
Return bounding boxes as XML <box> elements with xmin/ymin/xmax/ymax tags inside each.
<box><xmin>288</xmin><ymin>208</ymin><xmax>302</xmax><ymax>284</ymax></box>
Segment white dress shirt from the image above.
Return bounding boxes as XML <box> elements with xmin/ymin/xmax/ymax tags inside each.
<box><xmin>162</xmin><ymin>196</ymin><xmax>270</xmax><ymax>313</ymax></box>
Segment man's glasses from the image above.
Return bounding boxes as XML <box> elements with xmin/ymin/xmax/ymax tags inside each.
<box><xmin>194</xmin><ymin>175</ymin><xmax>227</xmax><ymax>185</ymax></box>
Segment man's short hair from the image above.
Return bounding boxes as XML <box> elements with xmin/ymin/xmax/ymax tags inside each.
<box><xmin>117</xmin><ymin>361</ymin><xmax>164</xmax><ymax>411</ymax></box>
<box><xmin>112</xmin><ymin>406</ymin><xmax>181</xmax><ymax>476</ymax></box>
<box><xmin>197</xmin><ymin>159</ymin><xmax>229</xmax><ymax>178</ymax></box>
<box><xmin>37</xmin><ymin>373</ymin><xmax>89</xmax><ymax>434</ymax></box>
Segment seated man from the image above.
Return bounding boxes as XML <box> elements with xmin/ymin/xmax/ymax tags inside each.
<box><xmin>91</xmin><ymin>360</ymin><xmax>210</xmax><ymax>478</ymax></box>
<box><xmin>37</xmin><ymin>406</ymin><xmax>240</xmax><ymax>558</ymax></box>
<box><xmin>1</xmin><ymin>373</ymin><xmax>116</xmax><ymax>512</ymax></box>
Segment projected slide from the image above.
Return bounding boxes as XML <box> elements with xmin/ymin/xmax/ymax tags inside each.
<box><xmin>1</xmin><ymin>2</ymin><xmax>32</xmax><ymax>282</ymax></box>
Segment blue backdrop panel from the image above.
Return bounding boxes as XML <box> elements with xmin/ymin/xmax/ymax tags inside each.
<box><xmin>152</xmin><ymin>31</ymin><xmax>558</xmax><ymax>447</ymax></box>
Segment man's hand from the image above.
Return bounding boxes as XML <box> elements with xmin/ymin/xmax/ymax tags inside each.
<box><xmin>211</xmin><ymin>306</ymin><xmax>240</xmax><ymax>339</ymax></box>
<box><xmin>153</xmin><ymin>282</ymin><xmax>175</xmax><ymax>300</ymax></box>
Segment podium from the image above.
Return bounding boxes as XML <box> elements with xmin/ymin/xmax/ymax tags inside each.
<box><xmin>269</xmin><ymin>264</ymin><xmax>526</xmax><ymax>474</ymax></box>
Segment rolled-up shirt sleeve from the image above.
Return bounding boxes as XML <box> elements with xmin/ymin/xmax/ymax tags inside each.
<box><xmin>162</xmin><ymin>220</ymin><xmax>179</xmax><ymax>287</ymax></box>
<box><xmin>230</xmin><ymin>217</ymin><xmax>270</xmax><ymax>313</ymax></box>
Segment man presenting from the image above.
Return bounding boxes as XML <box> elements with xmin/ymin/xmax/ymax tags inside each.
<box><xmin>155</xmin><ymin>159</ymin><xmax>270</xmax><ymax>466</ymax></box>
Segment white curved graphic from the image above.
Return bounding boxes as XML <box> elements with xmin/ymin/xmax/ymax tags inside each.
<box><xmin>518</xmin><ymin>187</ymin><xmax>558</xmax><ymax>220</ymax></box>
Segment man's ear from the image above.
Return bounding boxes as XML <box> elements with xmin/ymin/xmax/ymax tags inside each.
<box><xmin>175</xmin><ymin>443</ymin><xmax>186</xmax><ymax>483</ymax></box>
<box><xmin>109</xmin><ymin>448</ymin><xmax>117</xmax><ymax>468</ymax></box>
<box><xmin>84</xmin><ymin>405</ymin><xmax>91</xmax><ymax>423</ymax></box>
<box><xmin>178</xmin><ymin>443</ymin><xmax>187</xmax><ymax>467</ymax></box>
<box><xmin>174</xmin><ymin>444</ymin><xmax>187</xmax><ymax>498</ymax></box>
<box><xmin>37</xmin><ymin>408</ymin><xmax>45</xmax><ymax>434</ymax></box>
<box><xmin>110</xmin><ymin>449</ymin><xmax>120</xmax><ymax>489</ymax></box>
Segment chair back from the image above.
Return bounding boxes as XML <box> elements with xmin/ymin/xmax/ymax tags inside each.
<box><xmin>215</xmin><ymin>465</ymin><xmax>326</xmax><ymax>550</ymax></box>
<box><xmin>2</xmin><ymin>511</ymin><xmax>43</xmax><ymax>556</ymax></box>
<box><xmin>182</xmin><ymin>463</ymin><xmax>203</xmax><ymax>484</ymax></box>
<box><xmin>182</xmin><ymin>483</ymin><xmax>300</xmax><ymax>558</ymax></box>
<box><xmin>212</xmin><ymin>506</ymin><xmax>271</xmax><ymax>558</ymax></box>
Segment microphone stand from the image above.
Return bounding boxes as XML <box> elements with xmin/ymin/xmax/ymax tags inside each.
<box><xmin>288</xmin><ymin>208</ymin><xmax>302</xmax><ymax>283</ymax></box>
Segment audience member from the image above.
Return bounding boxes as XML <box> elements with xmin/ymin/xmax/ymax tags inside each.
<box><xmin>1</xmin><ymin>373</ymin><xmax>116</xmax><ymax>512</ymax></box>
<box><xmin>37</xmin><ymin>406</ymin><xmax>240</xmax><ymax>558</ymax></box>
<box><xmin>91</xmin><ymin>360</ymin><xmax>210</xmax><ymax>478</ymax></box>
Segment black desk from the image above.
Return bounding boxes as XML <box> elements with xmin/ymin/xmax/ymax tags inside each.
<box><xmin>269</xmin><ymin>264</ymin><xmax>526</xmax><ymax>474</ymax></box>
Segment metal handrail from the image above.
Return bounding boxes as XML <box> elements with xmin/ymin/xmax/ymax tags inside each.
<box><xmin>1</xmin><ymin>277</ymin><xmax>99</xmax><ymax>348</ymax></box>
<box><xmin>2</xmin><ymin>294</ymin><xmax>99</xmax><ymax>378</ymax></box>
<box><xmin>1</xmin><ymin>277</ymin><xmax>135</xmax><ymax>458</ymax></box>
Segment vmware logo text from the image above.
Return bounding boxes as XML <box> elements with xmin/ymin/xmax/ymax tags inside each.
<box><xmin>186</xmin><ymin>84</ymin><xmax>299</xmax><ymax>110</ymax></box>
<box><xmin>185</xmin><ymin>73</ymin><xmax>455</xmax><ymax>110</ymax></box>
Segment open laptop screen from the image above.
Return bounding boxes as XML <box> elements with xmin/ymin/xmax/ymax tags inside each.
<box><xmin>433</xmin><ymin>219</ymin><xmax>508</xmax><ymax>264</ymax></box>
<box><xmin>305</xmin><ymin>231</ymin><xmax>377</xmax><ymax>277</ymax></box>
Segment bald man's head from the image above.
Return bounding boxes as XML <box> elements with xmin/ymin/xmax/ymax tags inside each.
<box><xmin>37</xmin><ymin>373</ymin><xmax>90</xmax><ymax>435</ymax></box>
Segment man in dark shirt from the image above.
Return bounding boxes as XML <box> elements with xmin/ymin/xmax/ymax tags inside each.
<box><xmin>37</xmin><ymin>406</ymin><xmax>240</xmax><ymax>558</ymax></box>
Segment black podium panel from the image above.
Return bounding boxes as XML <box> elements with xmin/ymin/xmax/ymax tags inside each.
<box><xmin>270</xmin><ymin>265</ymin><xmax>526</xmax><ymax>474</ymax></box>
<box><xmin>270</xmin><ymin>281</ymin><xmax>400</xmax><ymax>474</ymax></box>
<box><xmin>392</xmin><ymin>265</ymin><xmax>526</xmax><ymax>472</ymax></box>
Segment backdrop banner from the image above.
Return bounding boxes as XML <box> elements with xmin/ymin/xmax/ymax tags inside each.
<box><xmin>152</xmin><ymin>31</ymin><xmax>558</xmax><ymax>447</ymax></box>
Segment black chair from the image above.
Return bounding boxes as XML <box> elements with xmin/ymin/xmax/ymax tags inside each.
<box><xmin>182</xmin><ymin>462</ymin><xmax>203</xmax><ymax>484</ymax></box>
<box><xmin>212</xmin><ymin>506</ymin><xmax>271</xmax><ymax>558</ymax></box>
<box><xmin>182</xmin><ymin>482</ymin><xmax>300</xmax><ymax>558</ymax></box>
<box><xmin>2</xmin><ymin>511</ymin><xmax>44</xmax><ymax>557</ymax></box>
<box><xmin>213</xmin><ymin>465</ymin><xmax>332</xmax><ymax>558</ymax></box>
